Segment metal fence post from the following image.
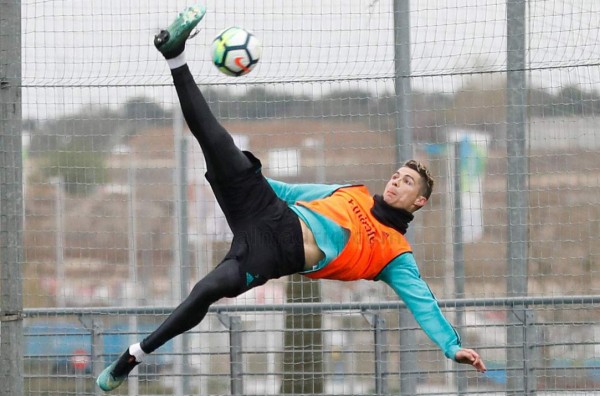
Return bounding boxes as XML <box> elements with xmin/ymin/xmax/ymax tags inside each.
<box><xmin>399</xmin><ymin>307</ymin><xmax>418</xmax><ymax>394</ymax></box>
<box><xmin>374</xmin><ymin>315</ymin><xmax>388</xmax><ymax>396</ymax></box>
<box><xmin>0</xmin><ymin>0</ymin><xmax>24</xmax><ymax>394</ymax></box>
<box><xmin>363</xmin><ymin>311</ymin><xmax>388</xmax><ymax>395</ymax></box>
<box><xmin>91</xmin><ymin>318</ymin><xmax>104</xmax><ymax>396</ymax></box>
<box><xmin>393</xmin><ymin>3</ymin><xmax>418</xmax><ymax>393</ymax></box>
<box><xmin>452</xmin><ymin>142</ymin><xmax>468</xmax><ymax>395</ymax></box>
<box><xmin>79</xmin><ymin>315</ymin><xmax>104</xmax><ymax>396</ymax></box>
<box><xmin>524</xmin><ymin>308</ymin><xmax>537</xmax><ymax>394</ymax></box>
<box><xmin>506</xmin><ymin>1</ymin><xmax>529</xmax><ymax>394</ymax></box>
<box><xmin>173</xmin><ymin>109</ymin><xmax>191</xmax><ymax>395</ymax></box>
<box><xmin>219</xmin><ymin>313</ymin><xmax>243</xmax><ymax>395</ymax></box>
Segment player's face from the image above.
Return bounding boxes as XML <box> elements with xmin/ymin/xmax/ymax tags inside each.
<box><xmin>383</xmin><ymin>166</ymin><xmax>428</xmax><ymax>212</ymax></box>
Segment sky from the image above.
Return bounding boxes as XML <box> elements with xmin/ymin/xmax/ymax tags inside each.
<box><xmin>19</xmin><ymin>0</ymin><xmax>600</xmax><ymax>120</ymax></box>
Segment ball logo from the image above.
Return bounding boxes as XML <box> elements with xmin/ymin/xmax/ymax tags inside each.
<box><xmin>234</xmin><ymin>56</ymin><xmax>251</xmax><ymax>73</ymax></box>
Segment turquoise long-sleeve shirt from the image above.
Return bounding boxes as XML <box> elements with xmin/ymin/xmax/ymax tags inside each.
<box><xmin>267</xmin><ymin>178</ymin><xmax>462</xmax><ymax>361</ymax></box>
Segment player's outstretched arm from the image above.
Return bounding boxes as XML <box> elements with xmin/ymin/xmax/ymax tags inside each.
<box><xmin>455</xmin><ymin>348</ymin><xmax>487</xmax><ymax>372</ymax></box>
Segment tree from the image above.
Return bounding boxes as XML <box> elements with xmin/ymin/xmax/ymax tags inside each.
<box><xmin>318</xmin><ymin>89</ymin><xmax>372</xmax><ymax>118</ymax></box>
<box><xmin>42</xmin><ymin>143</ymin><xmax>107</xmax><ymax>195</ymax></box>
<box><xmin>555</xmin><ymin>85</ymin><xmax>600</xmax><ymax>116</ymax></box>
<box><xmin>123</xmin><ymin>97</ymin><xmax>169</xmax><ymax>122</ymax></box>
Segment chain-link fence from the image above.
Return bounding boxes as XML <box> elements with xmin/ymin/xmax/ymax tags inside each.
<box><xmin>2</xmin><ymin>1</ymin><xmax>600</xmax><ymax>395</ymax></box>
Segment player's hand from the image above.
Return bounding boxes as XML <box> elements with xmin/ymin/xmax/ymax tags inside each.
<box><xmin>455</xmin><ymin>348</ymin><xmax>487</xmax><ymax>373</ymax></box>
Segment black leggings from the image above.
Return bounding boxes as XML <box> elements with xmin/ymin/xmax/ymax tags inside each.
<box><xmin>170</xmin><ymin>64</ymin><xmax>252</xmax><ymax>181</ymax></box>
<box><xmin>141</xmin><ymin>65</ymin><xmax>252</xmax><ymax>353</ymax></box>
<box><xmin>141</xmin><ymin>259</ymin><xmax>243</xmax><ymax>353</ymax></box>
<box><xmin>140</xmin><ymin>65</ymin><xmax>304</xmax><ymax>354</ymax></box>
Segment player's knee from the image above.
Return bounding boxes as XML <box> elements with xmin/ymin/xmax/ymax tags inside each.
<box><xmin>195</xmin><ymin>261</ymin><xmax>245</xmax><ymax>300</ymax></box>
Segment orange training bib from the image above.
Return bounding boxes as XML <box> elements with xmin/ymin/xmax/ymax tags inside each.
<box><xmin>299</xmin><ymin>186</ymin><xmax>412</xmax><ymax>281</ymax></box>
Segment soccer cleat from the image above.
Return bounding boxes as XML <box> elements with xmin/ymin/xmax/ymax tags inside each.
<box><xmin>154</xmin><ymin>3</ymin><xmax>206</xmax><ymax>59</ymax></box>
<box><xmin>96</xmin><ymin>349</ymin><xmax>140</xmax><ymax>392</ymax></box>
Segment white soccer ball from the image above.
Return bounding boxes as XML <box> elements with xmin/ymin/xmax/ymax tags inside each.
<box><xmin>211</xmin><ymin>27</ymin><xmax>261</xmax><ymax>77</ymax></box>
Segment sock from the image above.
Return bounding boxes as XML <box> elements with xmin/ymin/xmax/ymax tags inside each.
<box><xmin>129</xmin><ymin>342</ymin><xmax>147</xmax><ymax>363</ymax></box>
<box><xmin>167</xmin><ymin>52</ymin><xmax>187</xmax><ymax>69</ymax></box>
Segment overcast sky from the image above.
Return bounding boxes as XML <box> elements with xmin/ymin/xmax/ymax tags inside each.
<box><xmin>21</xmin><ymin>0</ymin><xmax>600</xmax><ymax>119</ymax></box>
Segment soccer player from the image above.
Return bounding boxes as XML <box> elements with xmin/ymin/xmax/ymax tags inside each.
<box><xmin>97</xmin><ymin>4</ymin><xmax>486</xmax><ymax>392</ymax></box>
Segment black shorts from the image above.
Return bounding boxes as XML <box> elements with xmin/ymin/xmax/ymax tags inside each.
<box><xmin>206</xmin><ymin>151</ymin><xmax>305</xmax><ymax>288</ymax></box>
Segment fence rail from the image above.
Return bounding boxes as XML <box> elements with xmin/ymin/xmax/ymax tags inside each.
<box><xmin>18</xmin><ymin>296</ymin><xmax>600</xmax><ymax>396</ymax></box>
<box><xmin>21</xmin><ymin>295</ymin><xmax>600</xmax><ymax>317</ymax></box>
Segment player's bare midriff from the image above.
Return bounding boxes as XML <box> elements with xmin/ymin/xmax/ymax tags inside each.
<box><xmin>298</xmin><ymin>218</ymin><xmax>325</xmax><ymax>271</ymax></box>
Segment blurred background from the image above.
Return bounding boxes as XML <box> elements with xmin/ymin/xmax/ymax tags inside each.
<box><xmin>2</xmin><ymin>1</ymin><xmax>600</xmax><ymax>395</ymax></box>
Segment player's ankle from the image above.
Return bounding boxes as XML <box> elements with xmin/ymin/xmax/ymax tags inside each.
<box><xmin>129</xmin><ymin>342</ymin><xmax>147</xmax><ymax>363</ymax></box>
<box><xmin>111</xmin><ymin>348</ymin><xmax>140</xmax><ymax>378</ymax></box>
<box><xmin>167</xmin><ymin>52</ymin><xmax>187</xmax><ymax>69</ymax></box>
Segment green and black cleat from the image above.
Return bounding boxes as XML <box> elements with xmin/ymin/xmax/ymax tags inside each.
<box><xmin>154</xmin><ymin>3</ymin><xmax>206</xmax><ymax>59</ymax></box>
<box><xmin>96</xmin><ymin>349</ymin><xmax>140</xmax><ymax>392</ymax></box>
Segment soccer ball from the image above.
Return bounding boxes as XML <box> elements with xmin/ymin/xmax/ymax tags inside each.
<box><xmin>211</xmin><ymin>27</ymin><xmax>261</xmax><ymax>77</ymax></box>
